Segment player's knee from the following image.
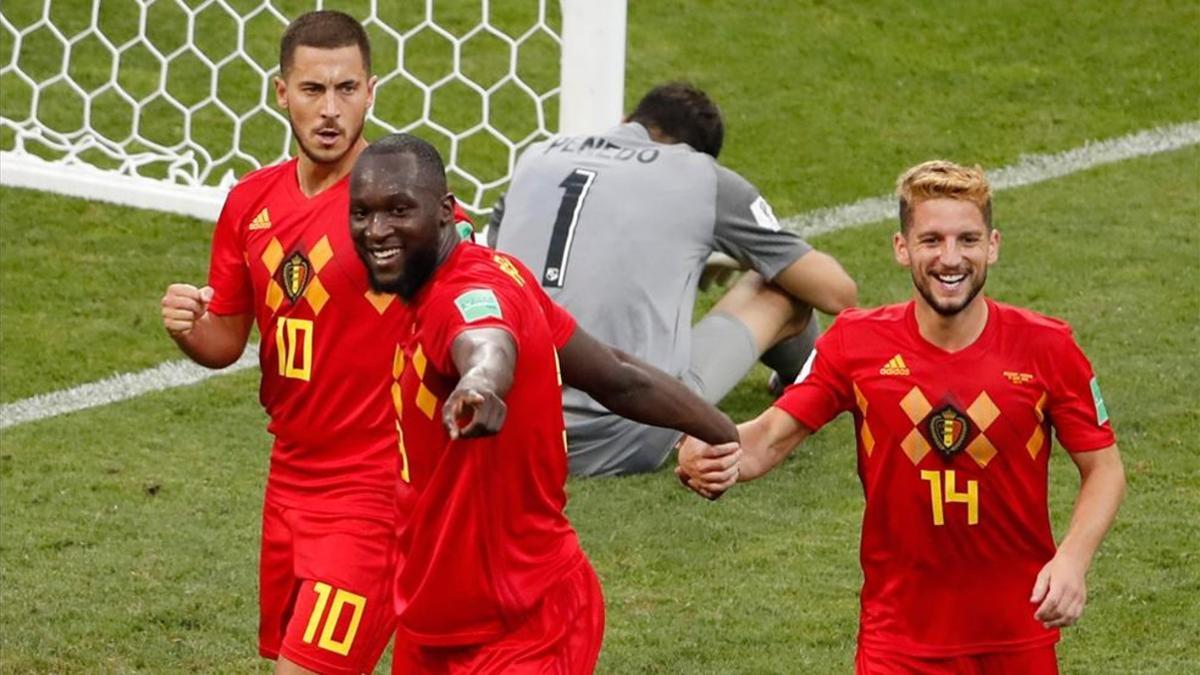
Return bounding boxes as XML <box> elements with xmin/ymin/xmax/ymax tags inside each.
<box><xmin>775</xmin><ymin>301</ymin><xmax>814</xmax><ymax>342</ymax></box>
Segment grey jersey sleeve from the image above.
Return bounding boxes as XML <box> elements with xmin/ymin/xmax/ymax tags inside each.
<box><xmin>712</xmin><ymin>165</ymin><xmax>811</xmax><ymax>280</ymax></box>
<box><xmin>485</xmin><ymin>193</ymin><xmax>505</xmax><ymax>248</ymax></box>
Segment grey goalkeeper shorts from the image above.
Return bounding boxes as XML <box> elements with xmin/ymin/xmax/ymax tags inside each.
<box><xmin>565</xmin><ymin>310</ymin><xmax>758</xmax><ymax>477</ymax></box>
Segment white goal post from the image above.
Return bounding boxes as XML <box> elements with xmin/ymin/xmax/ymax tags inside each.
<box><xmin>0</xmin><ymin>0</ymin><xmax>626</xmax><ymax>221</ymax></box>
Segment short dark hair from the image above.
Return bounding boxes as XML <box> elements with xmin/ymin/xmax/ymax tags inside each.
<box><xmin>629</xmin><ymin>82</ymin><xmax>724</xmax><ymax>158</ymax></box>
<box><xmin>360</xmin><ymin>133</ymin><xmax>448</xmax><ymax>192</ymax></box>
<box><xmin>280</xmin><ymin>10</ymin><xmax>371</xmax><ymax>75</ymax></box>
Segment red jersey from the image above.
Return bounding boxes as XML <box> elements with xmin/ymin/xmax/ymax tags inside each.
<box><xmin>206</xmin><ymin>157</ymin><xmax>471</xmax><ymax>517</ymax></box>
<box><xmin>776</xmin><ymin>299</ymin><xmax>1115</xmax><ymax>658</ymax></box>
<box><xmin>389</xmin><ymin>243</ymin><xmax>582</xmax><ymax>646</ymax></box>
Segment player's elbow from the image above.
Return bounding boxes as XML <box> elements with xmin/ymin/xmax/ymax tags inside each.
<box><xmin>591</xmin><ymin>350</ymin><xmax>653</xmax><ymax>412</ymax></box>
<box><xmin>829</xmin><ymin>275</ymin><xmax>858</xmax><ymax>313</ymax></box>
<box><xmin>814</xmin><ymin>258</ymin><xmax>858</xmax><ymax>313</ymax></box>
<box><xmin>1109</xmin><ymin>453</ymin><xmax>1127</xmax><ymax>503</ymax></box>
<box><xmin>192</xmin><ymin>347</ymin><xmax>244</xmax><ymax>370</ymax></box>
<box><xmin>172</xmin><ymin>334</ymin><xmax>244</xmax><ymax>369</ymax></box>
<box><xmin>776</xmin><ymin>251</ymin><xmax>858</xmax><ymax>314</ymax></box>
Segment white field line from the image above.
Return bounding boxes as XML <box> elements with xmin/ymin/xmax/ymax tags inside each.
<box><xmin>784</xmin><ymin>120</ymin><xmax>1200</xmax><ymax>238</ymax></box>
<box><xmin>2</xmin><ymin>121</ymin><xmax>1198</xmax><ymax>430</ymax></box>
<box><xmin>0</xmin><ymin>345</ymin><xmax>259</xmax><ymax>430</ymax></box>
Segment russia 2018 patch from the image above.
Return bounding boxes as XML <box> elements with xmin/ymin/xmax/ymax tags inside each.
<box><xmin>455</xmin><ymin>289</ymin><xmax>503</xmax><ymax>323</ymax></box>
<box><xmin>1090</xmin><ymin>376</ymin><xmax>1109</xmax><ymax>425</ymax></box>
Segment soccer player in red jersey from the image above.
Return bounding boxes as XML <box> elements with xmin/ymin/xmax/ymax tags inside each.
<box><xmin>159</xmin><ymin>12</ymin><xmax>468</xmax><ymax>675</ymax></box>
<box><xmin>347</xmin><ymin>133</ymin><xmax>740</xmax><ymax>673</ymax></box>
<box><xmin>677</xmin><ymin>160</ymin><xmax>1126</xmax><ymax>674</ymax></box>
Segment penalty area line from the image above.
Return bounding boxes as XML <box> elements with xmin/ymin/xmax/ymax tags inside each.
<box><xmin>2</xmin><ymin>120</ymin><xmax>1197</xmax><ymax>430</ymax></box>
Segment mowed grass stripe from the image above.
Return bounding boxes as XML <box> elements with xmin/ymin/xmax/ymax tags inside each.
<box><xmin>3</xmin><ymin>121</ymin><xmax>1198</xmax><ymax>430</ymax></box>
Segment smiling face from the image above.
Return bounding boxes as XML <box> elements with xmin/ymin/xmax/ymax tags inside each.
<box><xmin>349</xmin><ymin>151</ymin><xmax>457</xmax><ymax>299</ymax></box>
<box><xmin>275</xmin><ymin>45</ymin><xmax>375</xmax><ymax>166</ymax></box>
<box><xmin>893</xmin><ymin>197</ymin><xmax>1000</xmax><ymax>317</ymax></box>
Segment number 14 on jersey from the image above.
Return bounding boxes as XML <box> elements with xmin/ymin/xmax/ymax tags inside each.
<box><xmin>920</xmin><ymin>469</ymin><xmax>979</xmax><ymax>526</ymax></box>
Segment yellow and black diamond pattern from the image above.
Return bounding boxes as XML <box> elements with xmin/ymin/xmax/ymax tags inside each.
<box><xmin>392</xmin><ymin>345</ymin><xmax>411</xmax><ymax>482</ymax></box>
<box><xmin>864</xmin><ymin>385</ymin><xmax>1008</xmax><ymax>468</ymax></box>
<box><xmin>261</xmin><ymin>235</ymin><xmax>334</xmax><ymax>315</ymax></box>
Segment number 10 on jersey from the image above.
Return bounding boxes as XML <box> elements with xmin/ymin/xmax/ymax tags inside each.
<box><xmin>275</xmin><ymin>317</ymin><xmax>313</xmax><ymax>381</ymax></box>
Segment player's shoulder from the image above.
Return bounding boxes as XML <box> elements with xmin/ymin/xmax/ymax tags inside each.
<box><xmin>223</xmin><ymin>158</ymin><xmax>295</xmax><ymax>208</ymax></box>
<box><xmin>829</xmin><ymin>303</ymin><xmax>910</xmax><ymax>331</ymax></box>
<box><xmin>439</xmin><ymin>243</ymin><xmax>534</xmax><ymax>292</ymax></box>
<box><xmin>230</xmin><ymin>158</ymin><xmax>293</xmax><ymax>192</ymax></box>
<box><xmin>712</xmin><ymin>160</ymin><xmax>771</xmax><ymax>216</ymax></box>
<box><xmin>991</xmin><ymin>300</ymin><xmax>1076</xmax><ymax>342</ymax></box>
<box><xmin>422</xmin><ymin>245</ymin><xmax>536</xmax><ymax>326</ymax></box>
<box><xmin>814</xmin><ymin>304</ymin><xmax>909</xmax><ymax>357</ymax></box>
<box><xmin>712</xmin><ymin>161</ymin><xmax>751</xmax><ymax>186</ymax></box>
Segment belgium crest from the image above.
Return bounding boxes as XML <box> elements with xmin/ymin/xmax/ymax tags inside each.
<box><xmin>279</xmin><ymin>250</ymin><xmax>313</xmax><ymax>302</ymax></box>
<box><xmin>928</xmin><ymin>404</ymin><xmax>970</xmax><ymax>458</ymax></box>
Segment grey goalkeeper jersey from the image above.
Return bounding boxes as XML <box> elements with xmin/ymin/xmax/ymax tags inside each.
<box><xmin>490</xmin><ymin>122</ymin><xmax>810</xmax><ymax>420</ymax></box>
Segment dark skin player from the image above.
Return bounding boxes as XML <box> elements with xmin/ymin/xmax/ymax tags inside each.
<box><xmin>349</xmin><ymin>134</ymin><xmax>740</xmax><ymax>458</ymax></box>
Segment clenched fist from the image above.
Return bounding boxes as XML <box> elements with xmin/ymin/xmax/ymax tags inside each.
<box><xmin>161</xmin><ymin>283</ymin><xmax>214</xmax><ymax>337</ymax></box>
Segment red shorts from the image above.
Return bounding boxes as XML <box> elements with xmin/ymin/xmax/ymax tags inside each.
<box><xmin>392</xmin><ymin>559</ymin><xmax>605</xmax><ymax>674</ymax></box>
<box><xmin>856</xmin><ymin>643</ymin><xmax>1058</xmax><ymax>675</ymax></box>
<box><xmin>259</xmin><ymin>501</ymin><xmax>397</xmax><ymax>675</ymax></box>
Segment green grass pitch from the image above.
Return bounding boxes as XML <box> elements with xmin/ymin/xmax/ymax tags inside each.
<box><xmin>2</xmin><ymin>1</ymin><xmax>1198</xmax><ymax>672</ymax></box>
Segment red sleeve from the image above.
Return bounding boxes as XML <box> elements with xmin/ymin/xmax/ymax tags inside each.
<box><xmin>494</xmin><ymin>251</ymin><xmax>575</xmax><ymax>348</ymax></box>
<box><xmin>772</xmin><ymin>319</ymin><xmax>854</xmax><ymax>432</ymax></box>
<box><xmin>421</xmin><ymin>281</ymin><xmax>521</xmax><ymax>375</ymax></box>
<box><xmin>527</xmin><ymin>271</ymin><xmax>576</xmax><ymax>349</ymax></box>
<box><xmin>1045</xmin><ymin>331</ymin><xmax>1116</xmax><ymax>452</ymax></box>
<box><xmin>541</xmin><ymin>295</ymin><xmax>576</xmax><ymax>350</ymax></box>
<box><xmin>205</xmin><ymin>198</ymin><xmax>254</xmax><ymax>316</ymax></box>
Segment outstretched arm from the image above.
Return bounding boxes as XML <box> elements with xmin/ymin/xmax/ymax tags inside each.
<box><xmin>1030</xmin><ymin>444</ymin><xmax>1125</xmax><ymax>628</ymax></box>
<box><xmin>557</xmin><ymin>328</ymin><xmax>738</xmax><ymax>447</ymax></box>
<box><xmin>676</xmin><ymin>406</ymin><xmax>812</xmax><ymax>498</ymax></box>
<box><xmin>733</xmin><ymin>407</ymin><xmax>812</xmax><ymax>481</ymax></box>
<box><xmin>444</xmin><ymin>328</ymin><xmax>517</xmax><ymax>440</ymax></box>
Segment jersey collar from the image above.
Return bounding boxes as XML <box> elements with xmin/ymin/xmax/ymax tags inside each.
<box><xmin>904</xmin><ymin>297</ymin><xmax>1000</xmax><ymax>360</ymax></box>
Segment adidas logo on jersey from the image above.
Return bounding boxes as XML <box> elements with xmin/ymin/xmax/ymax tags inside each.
<box><xmin>880</xmin><ymin>354</ymin><xmax>910</xmax><ymax>376</ymax></box>
<box><xmin>248</xmin><ymin>208</ymin><xmax>271</xmax><ymax>230</ymax></box>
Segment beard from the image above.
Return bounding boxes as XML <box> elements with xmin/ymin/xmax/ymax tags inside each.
<box><xmin>290</xmin><ymin>117</ymin><xmax>362</xmax><ymax>165</ymax></box>
<box><xmin>913</xmin><ymin>266</ymin><xmax>988</xmax><ymax>317</ymax></box>
<box><xmin>363</xmin><ymin>244</ymin><xmax>439</xmax><ymax>300</ymax></box>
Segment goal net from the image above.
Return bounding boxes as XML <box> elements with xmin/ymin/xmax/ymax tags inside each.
<box><xmin>0</xmin><ymin>0</ymin><xmax>625</xmax><ymax>219</ymax></box>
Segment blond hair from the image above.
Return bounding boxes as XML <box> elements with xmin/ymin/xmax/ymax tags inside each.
<box><xmin>895</xmin><ymin>160</ymin><xmax>992</xmax><ymax>231</ymax></box>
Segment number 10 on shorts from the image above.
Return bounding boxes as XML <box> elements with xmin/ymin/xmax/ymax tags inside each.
<box><xmin>302</xmin><ymin>582</ymin><xmax>366</xmax><ymax>656</ymax></box>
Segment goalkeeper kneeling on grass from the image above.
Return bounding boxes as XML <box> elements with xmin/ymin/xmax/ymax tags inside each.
<box><xmin>488</xmin><ymin>81</ymin><xmax>857</xmax><ymax>477</ymax></box>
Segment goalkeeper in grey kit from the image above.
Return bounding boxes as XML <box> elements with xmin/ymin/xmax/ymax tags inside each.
<box><xmin>489</xmin><ymin>82</ymin><xmax>857</xmax><ymax>477</ymax></box>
